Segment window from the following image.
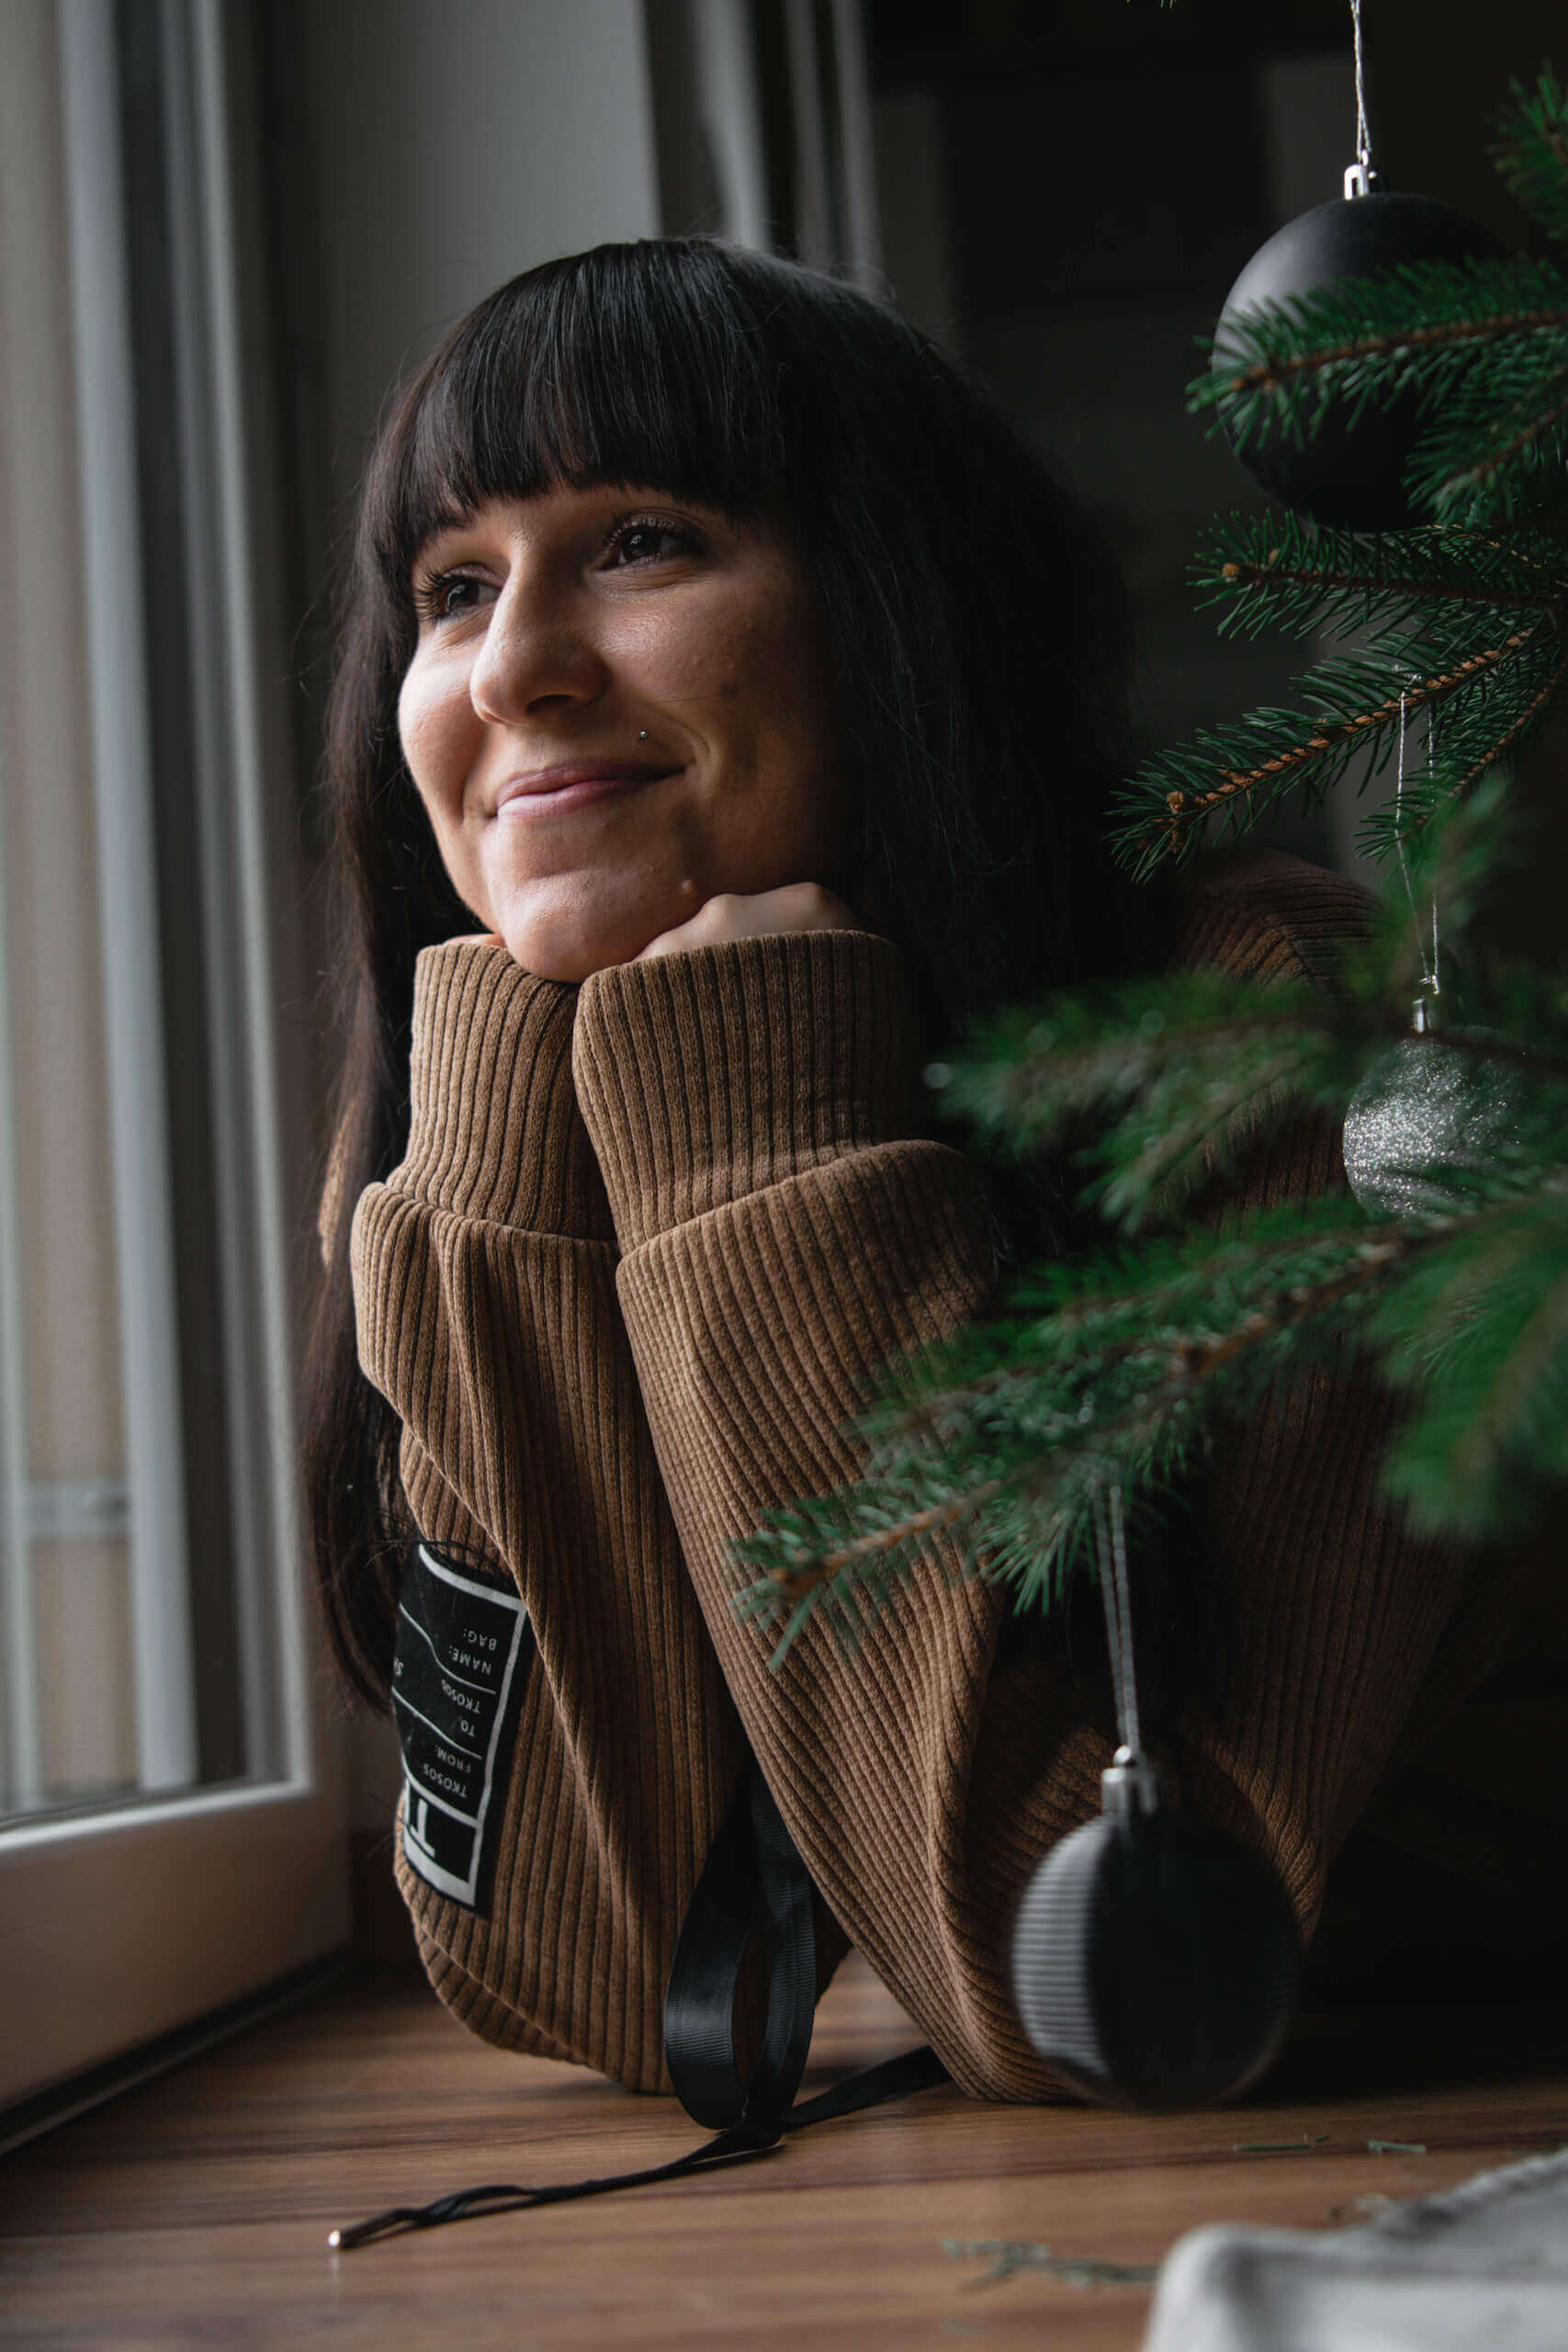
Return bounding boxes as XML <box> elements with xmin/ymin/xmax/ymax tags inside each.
<box><xmin>0</xmin><ymin>0</ymin><xmax>348</xmax><ymax>2113</ymax></box>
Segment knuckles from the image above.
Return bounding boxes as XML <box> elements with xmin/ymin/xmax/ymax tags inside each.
<box><xmin>652</xmin><ymin>881</ymin><xmax>851</xmax><ymax>957</ymax></box>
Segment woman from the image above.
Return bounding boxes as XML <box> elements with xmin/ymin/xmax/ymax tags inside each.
<box><xmin>305</xmin><ymin>238</ymin><xmax>1495</xmax><ymax>2104</ymax></box>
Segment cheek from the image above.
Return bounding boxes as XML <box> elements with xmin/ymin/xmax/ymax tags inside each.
<box><xmin>624</xmin><ymin>585</ymin><xmax>780</xmax><ymax>706</ymax></box>
<box><xmin>664</xmin><ymin>596</ymin><xmax>829</xmax><ymax>752</ymax></box>
<box><xmin>725</xmin><ymin>599</ymin><xmax>838</xmax><ymax>775</ymax></box>
<box><xmin>397</xmin><ymin>658</ymin><xmax>495</xmax><ymax>925</ymax></box>
<box><xmin>398</xmin><ymin>656</ymin><xmax>471</xmax><ymax>812</ymax></box>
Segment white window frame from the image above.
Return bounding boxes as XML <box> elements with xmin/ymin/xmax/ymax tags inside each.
<box><xmin>0</xmin><ymin>0</ymin><xmax>350</xmax><ymax>2114</ymax></box>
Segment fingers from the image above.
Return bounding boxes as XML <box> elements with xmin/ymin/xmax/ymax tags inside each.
<box><xmin>635</xmin><ymin>881</ymin><xmax>865</xmax><ymax>963</ymax></box>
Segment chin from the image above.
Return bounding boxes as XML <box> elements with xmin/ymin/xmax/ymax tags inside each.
<box><xmin>496</xmin><ymin>902</ymin><xmax>658</xmax><ymax>985</ymax></box>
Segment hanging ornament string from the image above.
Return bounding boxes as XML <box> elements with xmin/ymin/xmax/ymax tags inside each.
<box><xmin>1009</xmin><ymin>1480</ymin><xmax>1302</xmax><ymax>2106</ymax></box>
<box><xmin>1340</xmin><ymin>691</ymin><xmax>1532</xmax><ymax>1223</ymax></box>
<box><xmin>1394</xmin><ymin>689</ymin><xmax>1441</xmax><ymax>1026</ymax></box>
<box><xmin>1092</xmin><ymin>1483</ymin><xmax>1142</xmax><ymax>1761</ymax></box>
<box><xmin>1348</xmin><ymin>0</ymin><xmax>1376</xmax><ymax>191</ymax></box>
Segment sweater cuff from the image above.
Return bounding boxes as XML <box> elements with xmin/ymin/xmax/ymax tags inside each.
<box><xmin>390</xmin><ymin>940</ymin><xmax>615</xmax><ymax>1239</ymax></box>
<box><xmin>571</xmin><ymin>928</ymin><xmax>923</xmax><ymax>1253</ymax></box>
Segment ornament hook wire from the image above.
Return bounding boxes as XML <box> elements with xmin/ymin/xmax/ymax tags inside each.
<box><xmin>1344</xmin><ymin>1</ymin><xmax>1379</xmax><ymax>198</ymax></box>
<box><xmin>1394</xmin><ymin>688</ymin><xmax>1441</xmax><ymax>1029</ymax></box>
<box><xmin>1093</xmin><ymin>1486</ymin><xmax>1161</xmax><ymax>1815</ymax></box>
<box><xmin>1093</xmin><ymin>1483</ymin><xmax>1140</xmax><ymax>1758</ymax></box>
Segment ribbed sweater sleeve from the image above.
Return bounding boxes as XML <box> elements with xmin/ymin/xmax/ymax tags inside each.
<box><xmin>573</xmin><ymin>928</ymin><xmax>1102</xmax><ymax>2098</ymax></box>
<box><xmin>571</xmin><ymin>888</ymin><xmax>1487</xmax><ymax>2101</ymax></box>
<box><xmin>350</xmin><ymin>940</ymin><xmax>754</xmax><ymax>2092</ymax></box>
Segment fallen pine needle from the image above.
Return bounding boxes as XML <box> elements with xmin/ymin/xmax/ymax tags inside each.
<box><xmin>1232</xmin><ymin>2133</ymin><xmax>1331</xmax><ymax>2153</ymax></box>
<box><xmin>942</xmin><ymin>2238</ymin><xmax>1159</xmax><ymax>2290</ymax></box>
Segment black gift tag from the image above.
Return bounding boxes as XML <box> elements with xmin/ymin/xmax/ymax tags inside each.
<box><xmin>392</xmin><ymin>1542</ymin><xmax>533</xmax><ymax>1913</ymax></box>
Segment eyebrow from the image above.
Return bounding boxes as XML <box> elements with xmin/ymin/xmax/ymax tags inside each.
<box><xmin>410</xmin><ymin>515</ymin><xmax>484</xmax><ymax>568</ymax></box>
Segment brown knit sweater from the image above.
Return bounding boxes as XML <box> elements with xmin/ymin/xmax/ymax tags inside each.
<box><xmin>349</xmin><ymin>850</ymin><xmax>1497</xmax><ymax>2102</ymax></box>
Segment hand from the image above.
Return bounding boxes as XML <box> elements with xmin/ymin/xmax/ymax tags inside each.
<box><xmin>634</xmin><ymin>881</ymin><xmax>866</xmax><ymax>962</ymax></box>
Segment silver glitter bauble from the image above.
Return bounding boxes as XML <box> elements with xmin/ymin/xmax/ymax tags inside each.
<box><xmin>1343</xmin><ymin>1029</ymin><xmax>1527</xmax><ymax>1222</ymax></box>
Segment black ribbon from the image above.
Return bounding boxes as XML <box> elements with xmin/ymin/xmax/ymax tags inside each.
<box><xmin>331</xmin><ymin>1757</ymin><xmax>947</xmax><ymax>2248</ymax></box>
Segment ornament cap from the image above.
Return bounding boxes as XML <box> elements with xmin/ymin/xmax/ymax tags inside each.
<box><xmin>1101</xmin><ymin>1747</ymin><xmax>1166</xmax><ymax>1817</ymax></box>
<box><xmin>1343</xmin><ymin>161</ymin><xmax>1384</xmax><ymax>199</ymax></box>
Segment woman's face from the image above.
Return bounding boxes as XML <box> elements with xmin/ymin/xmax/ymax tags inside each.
<box><xmin>397</xmin><ymin>482</ymin><xmax>847</xmax><ymax>981</ymax></box>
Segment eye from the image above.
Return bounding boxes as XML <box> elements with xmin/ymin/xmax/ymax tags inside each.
<box><xmin>412</xmin><ymin>569</ymin><xmax>492</xmax><ymax>624</ymax></box>
<box><xmin>601</xmin><ymin>514</ymin><xmax>703</xmax><ymax>569</ymax></box>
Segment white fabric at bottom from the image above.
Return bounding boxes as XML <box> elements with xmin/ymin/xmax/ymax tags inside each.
<box><xmin>1142</xmin><ymin>2145</ymin><xmax>1568</xmax><ymax>2352</ymax></box>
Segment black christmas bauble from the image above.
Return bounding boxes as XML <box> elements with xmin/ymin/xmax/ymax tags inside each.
<box><xmin>1213</xmin><ymin>191</ymin><xmax>1505</xmax><ymax>531</ymax></box>
<box><xmin>1010</xmin><ymin>1800</ymin><xmax>1299</xmax><ymax>2109</ymax></box>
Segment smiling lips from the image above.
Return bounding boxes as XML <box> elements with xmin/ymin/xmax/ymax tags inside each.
<box><xmin>494</xmin><ymin>760</ymin><xmax>676</xmax><ymax>815</ymax></box>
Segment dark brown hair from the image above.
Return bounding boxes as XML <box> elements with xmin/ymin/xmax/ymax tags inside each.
<box><xmin>302</xmin><ymin>236</ymin><xmax>1155</xmax><ymax>1707</ymax></box>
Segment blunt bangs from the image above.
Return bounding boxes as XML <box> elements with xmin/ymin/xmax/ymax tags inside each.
<box><xmin>373</xmin><ymin>242</ymin><xmax>790</xmax><ymax>594</ymax></box>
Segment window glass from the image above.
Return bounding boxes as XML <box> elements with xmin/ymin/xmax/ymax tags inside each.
<box><xmin>0</xmin><ymin>0</ymin><xmax>283</xmax><ymax>1827</ymax></box>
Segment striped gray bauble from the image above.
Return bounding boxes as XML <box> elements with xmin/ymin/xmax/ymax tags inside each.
<box><xmin>1010</xmin><ymin>1789</ymin><xmax>1300</xmax><ymax>2110</ymax></box>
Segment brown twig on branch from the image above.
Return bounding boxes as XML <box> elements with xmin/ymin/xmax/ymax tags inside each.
<box><xmin>1165</xmin><ymin>1234</ymin><xmax>1421</xmax><ymax>1385</ymax></box>
<box><xmin>1445</xmin><ymin>635</ymin><xmax>1568</xmax><ymax>801</ymax></box>
<box><xmin>1159</xmin><ymin>626</ymin><xmax>1540</xmax><ymax>851</ymax></box>
<box><xmin>762</xmin><ymin>1479</ymin><xmax>1012</xmax><ymax>1603</ymax></box>
<box><xmin>1458</xmin><ymin>516</ymin><xmax>1568</xmax><ymax>541</ymax></box>
<box><xmin>1444</xmin><ymin>375</ymin><xmax>1568</xmax><ymax>494</ymax></box>
<box><xmin>1217</xmin><ymin>555</ymin><xmax>1561</xmax><ymax>613</ymax></box>
<box><xmin>1225</xmin><ymin>307</ymin><xmax>1568</xmax><ymax>398</ymax></box>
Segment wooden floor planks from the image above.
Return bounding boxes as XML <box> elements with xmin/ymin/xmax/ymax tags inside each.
<box><xmin>3</xmin><ymin>1953</ymin><xmax>1566</xmax><ymax>2348</ymax></box>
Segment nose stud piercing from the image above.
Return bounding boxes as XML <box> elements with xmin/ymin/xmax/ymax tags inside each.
<box><xmin>638</xmin><ymin>729</ymin><xmax>649</xmax><ymax>741</ymax></box>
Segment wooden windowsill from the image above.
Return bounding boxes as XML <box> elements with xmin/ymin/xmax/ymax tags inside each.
<box><xmin>3</xmin><ymin>1951</ymin><xmax>1566</xmax><ymax>2347</ymax></box>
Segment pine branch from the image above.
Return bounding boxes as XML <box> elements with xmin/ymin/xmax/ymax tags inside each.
<box><xmin>736</xmin><ymin>1153</ymin><xmax>1568</xmax><ymax>1656</ymax></box>
<box><xmin>1189</xmin><ymin>256</ymin><xmax>1568</xmax><ymax>449</ymax></box>
<box><xmin>874</xmin><ymin>1213</ymin><xmax>1404</xmax><ymax>1430</ymax></box>
<box><xmin>731</xmin><ymin>1208</ymin><xmax>1434</xmax><ymax>1652</ymax></box>
<box><xmin>752</xmin><ymin>1479</ymin><xmax>1005</xmax><ymax>1609</ymax></box>
<box><xmin>1380</xmin><ymin>1184</ymin><xmax>1568</xmax><ymax>1533</ymax></box>
<box><xmin>1193</xmin><ymin>512</ymin><xmax>1564</xmax><ymax>646</ymax></box>
<box><xmin>1492</xmin><ymin>68</ymin><xmax>1568</xmax><ymax>246</ymax></box>
<box><xmin>928</xmin><ymin>965</ymin><xmax>1380</xmax><ymax>1231</ymax></box>
<box><xmin>1216</xmin><ymin>553</ymin><xmax>1554</xmax><ymax>626</ymax></box>
<box><xmin>1355</xmin><ymin>760</ymin><xmax>1467</xmax><ymax>863</ymax></box>
<box><xmin>1382</xmin><ymin>622</ymin><xmax>1568</xmax><ymax>797</ymax></box>
<box><xmin>1219</xmin><ymin>296</ymin><xmax>1568</xmax><ymax>405</ymax></box>
<box><xmin>1413</xmin><ymin>369</ymin><xmax>1568</xmax><ymax>520</ymax></box>
<box><xmin>931</xmin><ymin>880</ymin><xmax>1568</xmax><ymax>1242</ymax></box>
<box><xmin>1159</xmin><ymin>1232</ymin><xmax>1413</xmax><ymax>1376</ymax></box>
<box><xmin>1469</xmin><ymin>515</ymin><xmax>1568</xmax><ymax>539</ymax></box>
<box><xmin>1414</xmin><ymin>953</ymin><xmax>1568</xmax><ymax>1066</ymax></box>
<box><xmin>1443</xmin><ymin>632</ymin><xmax>1568</xmax><ymax>797</ymax></box>
<box><xmin>1111</xmin><ymin>624</ymin><xmax>1550</xmax><ymax>871</ymax></box>
<box><xmin>928</xmin><ymin>969</ymin><xmax>1334</xmax><ymax>1153</ymax></box>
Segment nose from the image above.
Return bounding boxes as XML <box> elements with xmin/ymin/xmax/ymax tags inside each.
<box><xmin>468</xmin><ymin>565</ymin><xmax>608</xmax><ymax>726</ymax></box>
